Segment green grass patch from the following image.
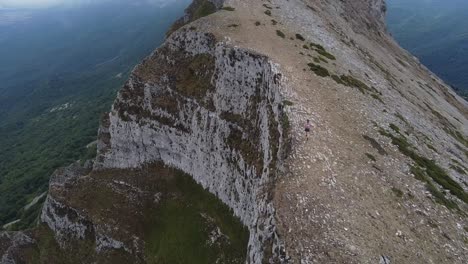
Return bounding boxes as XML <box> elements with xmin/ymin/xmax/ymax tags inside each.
<box><xmin>295</xmin><ymin>33</ymin><xmax>305</xmax><ymax>41</ymax></box>
<box><xmin>447</xmin><ymin>129</ymin><xmax>468</xmax><ymax>148</ymax></box>
<box><xmin>331</xmin><ymin>74</ymin><xmax>345</xmax><ymax>85</ymax></box>
<box><xmin>222</xmin><ymin>6</ymin><xmax>235</xmax><ymax>11</ymax></box>
<box><xmin>450</xmin><ymin>164</ymin><xmax>467</xmax><ymax>175</ymax></box>
<box><xmin>310</xmin><ymin>42</ymin><xmax>325</xmax><ymax>51</ymax></box>
<box><xmin>145</xmin><ymin>171</ymin><xmax>249</xmax><ymax>264</ymax></box>
<box><xmin>302</xmin><ymin>44</ymin><xmax>309</xmax><ymax>50</ymax></box>
<box><xmin>276</xmin><ymin>30</ymin><xmax>285</xmax><ymax>38</ymax></box>
<box><xmin>371</xmin><ymin>94</ymin><xmax>384</xmax><ymax>103</ymax></box>
<box><xmin>318</xmin><ymin>56</ymin><xmax>328</xmax><ymax>63</ymax></box>
<box><xmin>427</xmin><ymin>144</ymin><xmax>437</xmax><ymax>152</ymax></box>
<box><xmin>313</xmin><ymin>57</ymin><xmax>320</xmax><ymax>63</ymax></box>
<box><xmin>362</xmin><ymin>135</ymin><xmax>387</xmax><ymax>155</ymax></box>
<box><xmin>410</xmin><ymin>166</ymin><xmax>460</xmax><ymax>210</ymax></box>
<box><xmin>391</xmin><ymin>187</ymin><xmax>404</xmax><ymax>198</ymax></box>
<box><xmin>193</xmin><ymin>1</ymin><xmax>217</xmax><ymax>18</ymax></box>
<box><xmin>365</xmin><ymin>153</ymin><xmax>376</xmax><ymax>162</ymax></box>
<box><xmin>339</xmin><ymin>75</ymin><xmax>372</xmax><ymax>94</ymax></box>
<box><xmin>316</xmin><ymin>48</ymin><xmax>336</xmax><ymax>60</ymax></box>
<box><xmin>380</xmin><ymin>129</ymin><xmax>468</xmax><ymax>206</ymax></box>
<box><xmin>168</xmin><ymin>0</ymin><xmax>216</xmax><ymax>36</ymax></box>
<box><xmin>389</xmin><ymin>123</ymin><xmax>400</xmax><ymax>133</ymax></box>
<box><xmin>395</xmin><ymin>113</ymin><xmax>409</xmax><ymax>125</ymax></box>
<box><xmin>307</xmin><ymin>63</ymin><xmax>330</xmax><ymax>77</ymax></box>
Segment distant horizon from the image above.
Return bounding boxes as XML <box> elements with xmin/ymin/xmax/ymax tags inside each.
<box><xmin>0</xmin><ymin>0</ymin><xmax>182</xmax><ymax>9</ymax></box>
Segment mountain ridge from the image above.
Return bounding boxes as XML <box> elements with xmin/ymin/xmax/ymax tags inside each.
<box><xmin>1</xmin><ymin>0</ymin><xmax>467</xmax><ymax>263</ymax></box>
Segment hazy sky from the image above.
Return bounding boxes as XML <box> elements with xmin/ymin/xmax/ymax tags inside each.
<box><xmin>0</xmin><ymin>0</ymin><xmax>175</xmax><ymax>8</ymax></box>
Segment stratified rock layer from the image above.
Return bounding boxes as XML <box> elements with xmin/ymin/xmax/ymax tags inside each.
<box><xmin>95</xmin><ymin>29</ymin><xmax>289</xmax><ymax>263</ymax></box>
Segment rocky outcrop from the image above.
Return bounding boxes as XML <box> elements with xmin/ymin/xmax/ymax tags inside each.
<box><xmin>0</xmin><ymin>232</ymin><xmax>35</xmax><ymax>264</ymax></box>
<box><xmin>94</xmin><ymin>29</ymin><xmax>289</xmax><ymax>263</ymax></box>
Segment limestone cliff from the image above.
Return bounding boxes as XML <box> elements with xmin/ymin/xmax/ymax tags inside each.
<box><xmin>1</xmin><ymin>0</ymin><xmax>468</xmax><ymax>263</ymax></box>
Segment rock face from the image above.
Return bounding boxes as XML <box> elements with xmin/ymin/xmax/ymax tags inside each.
<box><xmin>94</xmin><ymin>29</ymin><xmax>289</xmax><ymax>262</ymax></box>
<box><xmin>1</xmin><ymin>0</ymin><xmax>468</xmax><ymax>263</ymax></box>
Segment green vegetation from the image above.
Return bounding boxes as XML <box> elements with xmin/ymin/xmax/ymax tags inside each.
<box><xmin>283</xmin><ymin>100</ymin><xmax>294</xmax><ymax>106</ymax></box>
<box><xmin>316</xmin><ymin>48</ymin><xmax>336</xmax><ymax>60</ymax></box>
<box><xmin>271</xmin><ymin>19</ymin><xmax>278</xmax><ymax>25</ymax></box>
<box><xmin>146</xmin><ymin>171</ymin><xmax>248</xmax><ymax>264</ymax></box>
<box><xmin>362</xmin><ymin>135</ymin><xmax>387</xmax><ymax>155</ymax></box>
<box><xmin>29</xmin><ymin>164</ymin><xmax>249</xmax><ymax>263</ymax></box>
<box><xmin>167</xmin><ymin>0</ymin><xmax>214</xmax><ymax>36</ymax></box>
<box><xmin>222</xmin><ymin>6</ymin><xmax>236</xmax><ymax>11</ymax></box>
<box><xmin>193</xmin><ymin>1</ymin><xmax>217</xmax><ymax>18</ymax></box>
<box><xmin>371</xmin><ymin>94</ymin><xmax>384</xmax><ymax>104</ymax></box>
<box><xmin>331</xmin><ymin>74</ymin><xmax>384</xmax><ymax>103</ymax></box>
<box><xmin>365</xmin><ymin>153</ymin><xmax>377</xmax><ymax>162</ymax></box>
<box><xmin>447</xmin><ymin>129</ymin><xmax>468</xmax><ymax>148</ymax></box>
<box><xmin>175</xmin><ymin>53</ymin><xmax>215</xmax><ymax>99</ymax></box>
<box><xmin>307</xmin><ymin>63</ymin><xmax>330</xmax><ymax>77</ymax></box>
<box><xmin>303</xmin><ymin>44</ymin><xmax>309</xmax><ymax>50</ymax></box>
<box><xmin>264</xmin><ymin>10</ymin><xmax>272</xmax><ymax>16</ymax></box>
<box><xmin>338</xmin><ymin>75</ymin><xmax>372</xmax><ymax>94</ymax></box>
<box><xmin>310</xmin><ymin>42</ymin><xmax>325</xmax><ymax>51</ymax></box>
<box><xmin>426</xmin><ymin>144</ymin><xmax>437</xmax><ymax>152</ymax></box>
<box><xmin>227</xmin><ymin>127</ymin><xmax>263</xmax><ymax>173</ymax></box>
<box><xmin>318</xmin><ymin>56</ymin><xmax>328</xmax><ymax>63</ymax></box>
<box><xmin>313</xmin><ymin>57</ymin><xmax>320</xmax><ymax>63</ymax></box>
<box><xmin>450</xmin><ymin>164</ymin><xmax>467</xmax><ymax>175</ymax></box>
<box><xmin>395</xmin><ymin>113</ymin><xmax>409</xmax><ymax>124</ymax></box>
<box><xmin>331</xmin><ymin>75</ymin><xmax>344</xmax><ymax>85</ymax></box>
<box><xmin>0</xmin><ymin>1</ymin><xmax>189</xmax><ymax>230</ymax></box>
<box><xmin>424</xmin><ymin>103</ymin><xmax>468</xmax><ymax>148</ymax></box>
<box><xmin>391</xmin><ymin>187</ymin><xmax>404</xmax><ymax>198</ymax></box>
<box><xmin>389</xmin><ymin>123</ymin><xmax>400</xmax><ymax>133</ymax></box>
<box><xmin>379</xmin><ymin>129</ymin><xmax>468</xmax><ymax>207</ymax></box>
<box><xmin>276</xmin><ymin>30</ymin><xmax>286</xmax><ymax>38</ymax></box>
<box><xmin>295</xmin><ymin>33</ymin><xmax>305</xmax><ymax>41</ymax></box>
<box><xmin>309</xmin><ymin>42</ymin><xmax>336</xmax><ymax>60</ymax></box>
<box><xmin>255</xmin><ymin>21</ymin><xmax>261</xmax><ymax>26</ymax></box>
<box><xmin>411</xmin><ymin>166</ymin><xmax>459</xmax><ymax>210</ymax></box>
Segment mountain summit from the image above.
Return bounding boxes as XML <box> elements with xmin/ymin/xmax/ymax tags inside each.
<box><xmin>1</xmin><ymin>0</ymin><xmax>467</xmax><ymax>263</ymax></box>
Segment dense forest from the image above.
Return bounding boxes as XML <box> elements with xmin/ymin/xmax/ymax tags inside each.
<box><xmin>0</xmin><ymin>0</ymin><xmax>190</xmax><ymax>230</ymax></box>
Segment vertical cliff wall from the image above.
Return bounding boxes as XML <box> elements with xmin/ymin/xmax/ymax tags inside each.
<box><xmin>94</xmin><ymin>29</ymin><xmax>289</xmax><ymax>263</ymax></box>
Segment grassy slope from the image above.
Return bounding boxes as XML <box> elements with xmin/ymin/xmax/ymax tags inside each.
<box><xmin>25</xmin><ymin>165</ymin><xmax>248</xmax><ymax>264</ymax></box>
<box><xmin>145</xmin><ymin>171</ymin><xmax>249</xmax><ymax>264</ymax></box>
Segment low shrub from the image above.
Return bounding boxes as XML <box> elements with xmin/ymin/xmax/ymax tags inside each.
<box><xmin>276</xmin><ymin>30</ymin><xmax>285</xmax><ymax>38</ymax></box>
<box><xmin>307</xmin><ymin>63</ymin><xmax>330</xmax><ymax>77</ymax></box>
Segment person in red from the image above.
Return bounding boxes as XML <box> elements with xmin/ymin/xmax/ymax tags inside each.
<box><xmin>305</xmin><ymin>119</ymin><xmax>311</xmax><ymax>140</ymax></box>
